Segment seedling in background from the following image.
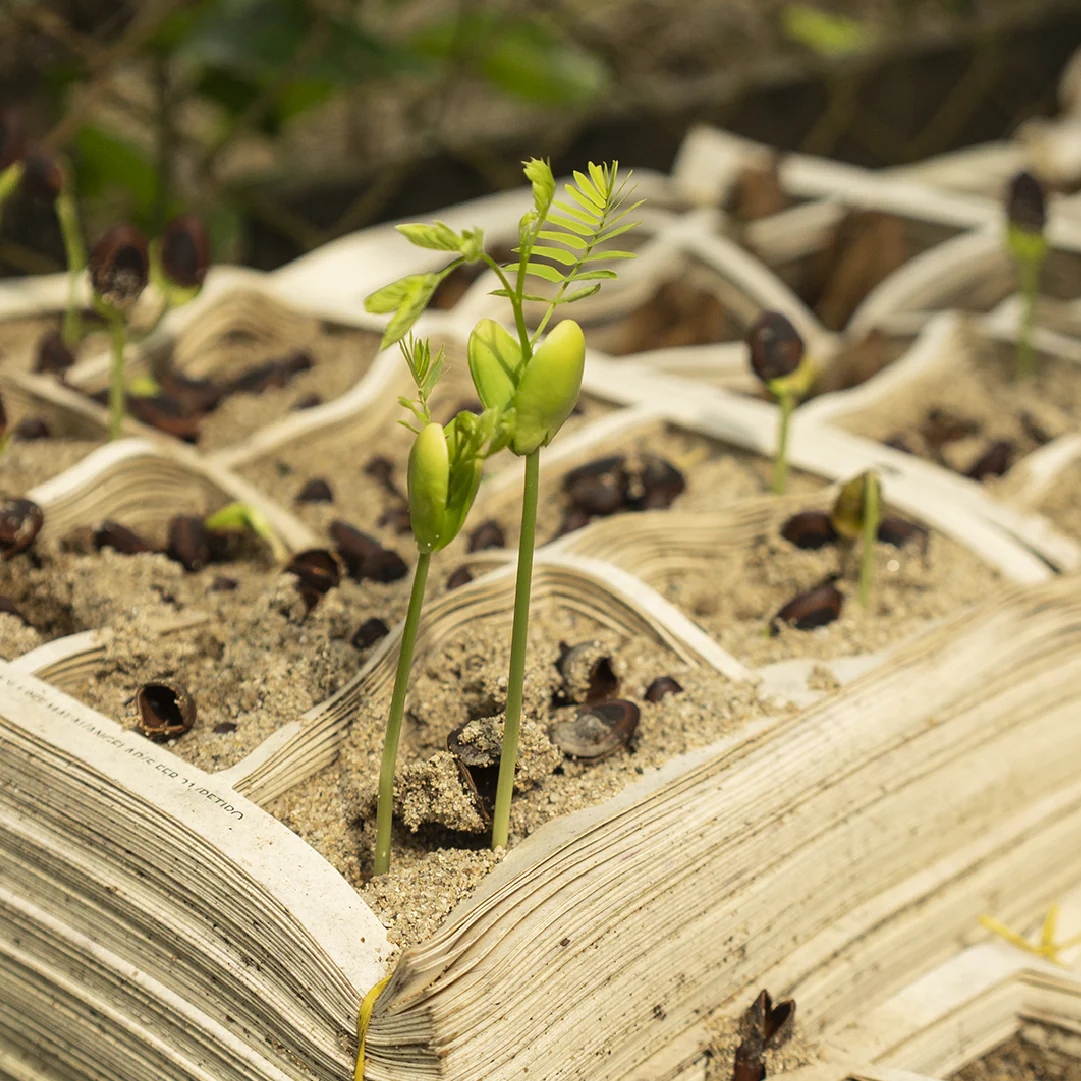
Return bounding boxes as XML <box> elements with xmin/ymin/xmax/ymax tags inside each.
<box><xmin>1005</xmin><ymin>170</ymin><xmax>1048</xmax><ymax>381</ymax></box>
<box><xmin>373</xmin><ymin>336</ymin><xmax>510</xmax><ymax>875</ymax></box>
<box><xmin>0</xmin><ymin>109</ymin><xmax>26</xmax><ymax>213</ymax></box>
<box><xmin>366</xmin><ymin>158</ymin><xmax>641</xmax><ymax>854</ymax></box>
<box><xmin>89</xmin><ymin>217</ymin><xmax>210</xmax><ymax>439</ymax></box>
<box><xmin>204</xmin><ymin>501</ymin><xmax>289</xmax><ymax>563</ymax></box>
<box><xmin>747</xmin><ymin>311</ymin><xmax>810</xmax><ymax>494</ymax></box>
<box><xmin>830</xmin><ymin>469</ymin><xmax>882</xmax><ymax>608</ymax></box>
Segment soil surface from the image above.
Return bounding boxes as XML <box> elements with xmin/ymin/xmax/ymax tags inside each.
<box><xmin>268</xmin><ymin>605</ymin><xmax>776</xmax><ymax>951</ymax></box>
<box><xmin>952</xmin><ymin>1025</ymin><xmax>1081</xmax><ymax>1081</ymax></box>
<box><xmin>835</xmin><ymin>338</ymin><xmax>1081</xmax><ymax>481</ymax></box>
<box><xmin>1039</xmin><ymin>458</ymin><xmax>1081</xmax><ymax>540</ymax></box>
<box><xmin>651</xmin><ymin>503</ymin><xmax>1000</xmax><ymax>667</ymax></box>
<box><xmin>0</xmin><ymin>438</ymin><xmax>103</xmax><ymax>497</ymax></box>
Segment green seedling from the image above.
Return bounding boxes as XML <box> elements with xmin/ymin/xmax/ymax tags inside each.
<box><xmin>366</xmin><ymin>157</ymin><xmax>641</xmax><ymax>854</ymax></box>
<box><xmin>1005</xmin><ymin>170</ymin><xmax>1048</xmax><ymax>381</ymax></box>
<box><xmin>747</xmin><ymin>311</ymin><xmax>811</xmax><ymax>494</ymax></box>
<box><xmin>204</xmin><ymin>501</ymin><xmax>289</xmax><ymax>563</ymax></box>
<box><xmin>89</xmin><ymin>216</ymin><xmax>210</xmax><ymax>439</ymax></box>
<box><xmin>0</xmin><ymin>109</ymin><xmax>25</xmax><ymax>218</ymax></box>
<box><xmin>830</xmin><ymin>469</ymin><xmax>881</xmax><ymax>608</ymax></box>
<box><xmin>373</xmin><ymin>336</ymin><xmax>510</xmax><ymax>875</ymax></box>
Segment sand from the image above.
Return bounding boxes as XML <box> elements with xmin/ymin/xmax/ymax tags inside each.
<box><xmin>1039</xmin><ymin>458</ymin><xmax>1081</xmax><ymax>542</ymax></box>
<box><xmin>952</xmin><ymin>1025</ymin><xmax>1081</xmax><ymax>1081</ymax></box>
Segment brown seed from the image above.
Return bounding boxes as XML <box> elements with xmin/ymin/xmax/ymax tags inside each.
<box><xmin>732</xmin><ymin>1043</ymin><xmax>765</xmax><ymax>1081</ymax></box>
<box><xmin>644</xmin><ymin>676</ymin><xmax>683</xmax><ymax>702</ymax></box>
<box><xmin>445</xmin><ymin>565</ymin><xmax>474</xmax><ymax>590</ymax></box>
<box><xmin>884</xmin><ymin>433</ymin><xmax>914</xmax><ymax>454</ymax></box>
<box><xmin>156</xmin><ymin>370</ymin><xmax>224</xmax><ymax>414</ymax></box>
<box><xmin>921</xmin><ymin>406</ymin><xmax>979</xmax><ymax>452</ymax></box>
<box><xmin>0</xmin><ymin>109</ymin><xmax>26</xmax><ymax>171</ymax></box>
<box><xmin>210</xmin><ymin>575</ymin><xmax>238</xmax><ymax>592</ymax></box>
<box><xmin>88</xmin><ymin>224</ymin><xmax>150</xmax><ymax>311</ymax></box>
<box><xmin>877</xmin><ymin>515</ymin><xmax>929</xmax><ymax>554</ymax></box>
<box><xmin>13</xmin><ymin>417</ymin><xmax>50</xmax><ymax>441</ymax></box>
<box><xmin>352</xmin><ymin>617</ymin><xmax>390</xmax><ymax>650</ymax></box>
<box><xmin>214</xmin><ymin>722</ymin><xmax>237</xmax><ymax>734</ymax></box>
<box><xmin>284</xmin><ymin>548</ymin><xmax>342</xmax><ymax>608</ymax></box>
<box><xmin>126</xmin><ymin>394</ymin><xmax>202</xmax><ymax>443</ymax></box>
<box><xmin>20</xmin><ymin>151</ymin><xmax>65</xmax><ymax>201</ymax></box>
<box><xmin>1006</xmin><ymin>170</ymin><xmax>1046</xmax><ymax>234</ymax></box>
<box><xmin>965</xmin><ymin>440</ymin><xmax>1013</xmax><ymax>481</ymax></box>
<box><xmin>94</xmin><ymin>521</ymin><xmax>156</xmax><ymax>555</ymax></box>
<box><xmin>137</xmin><ymin>680</ymin><xmax>196</xmax><ymax>742</ymax></box>
<box><xmin>771</xmin><ymin>581</ymin><xmax>844</xmax><ymax>634</ymax></box>
<box><xmin>0</xmin><ymin>499</ymin><xmax>44</xmax><ymax>559</ymax></box>
<box><xmin>634</xmin><ymin>454</ymin><xmax>685</xmax><ymax>511</ymax></box>
<box><xmin>230</xmin><ymin>351</ymin><xmax>313</xmax><ymax>395</ymax></box>
<box><xmin>166</xmin><ymin>515</ymin><xmax>211</xmax><ymax>572</ymax></box>
<box><xmin>295</xmin><ymin>477</ymin><xmax>333</xmax><ymax>504</ymax></box>
<box><xmin>158</xmin><ymin>214</ymin><xmax>210</xmax><ymax>290</ymax></box>
<box><xmin>746</xmin><ymin>989</ymin><xmax>796</xmax><ymax>1050</ymax></box>
<box><xmin>548</xmin><ymin>699</ymin><xmax>640</xmax><ymax>760</ymax></box>
<box><xmin>0</xmin><ymin>595</ymin><xmax>27</xmax><ymax>624</ymax></box>
<box><xmin>554</xmin><ymin>506</ymin><xmax>593</xmax><ymax>538</ymax></box>
<box><xmin>446</xmin><ymin>724</ymin><xmax>500</xmax><ymax>824</ymax></box>
<box><xmin>747</xmin><ymin>311</ymin><xmax>803</xmax><ymax>384</ymax></box>
<box><xmin>780</xmin><ymin>510</ymin><xmax>837</xmax><ymax>550</ymax></box>
<box><xmin>366</xmin><ymin>548</ymin><xmax>408</xmax><ymax>583</ymax></box>
<box><xmin>329</xmin><ymin>520</ymin><xmax>407</xmax><ymax>581</ymax></box>
<box><xmin>293</xmin><ymin>392</ymin><xmax>322</xmax><ymax>410</ymax></box>
<box><xmin>377</xmin><ymin>503</ymin><xmax>412</xmax><ymax>533</ymax></box>
<box><xmin>556</xmin><ymin>641</ymin><xmax>620</xmax><ymax>704</ymax></box>
<box><xmin>364</xmin><ymin>455</ymin><xmax>401</xmax><ymax>497</ymax></box>
<box><xmin>565</xmin><ymin>460</ymin><xmax>630</xmax><ymax>517</ymax></box>
<box><xmin>468</xmin><ymin>519</ymin><xmax>505</xmax><ymax>552</ymax></box>
<box><xmin>34</xmin><ymin>330</ymin><xmax>76</xmax><ymax>375</ymax></box>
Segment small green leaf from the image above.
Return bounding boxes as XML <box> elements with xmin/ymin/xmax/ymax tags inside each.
<box><xmin>581</xmin><ymin>249</ymin><xmax>637</xmax><ymax>262</ymax></box>
<box><xmin>782</xmin><ymin>3</ymin><xmax>872</xmax><ymax>56</ymax></box>
<box><xmin>527</xmin><ymin>244</ymin><xmax>579</xmax><ymax>266</ymax></box>
<box><xmin>407</xmin><ymin>422</ymin><xmax>450</xmax><ymax>554</ymax></box>
<box><xmin>560</xmin><ymin>284</ymin><xmax>602</xmax><ymax>303</ymax></box>
<box><xmin>545</xmin><ymin>212</ymin><xmax>595</xmax><ymax>237</ymax></box>
<box><xmin>205</xmin><ymin>501</ymin><xmax>287</xmax><ymax>562</ymax></box>
<box><xmin>376</xmin><ymin>274</ymin><xmax>442</xmax><ymax>350</ymax></box>
<box><xmin>395</xmin><ymin>221</ymin><xmax>464</xmax><ymax>252</ymax></box>
<box><xmin>572</xmin><ymin>169</ymin><xmax>604</xmax><ymax>207</ymax></box>
<box><xmin>523</xmin><ymin>262</ymin><xmax>564</xmax><ymax>284</ymax></box>
<box><xmin>538</xmin><ymin>229</ymin><xmax>588</xmax><ymax>249</ymax></box>
<box><xmin>523</xmin><ymin>158</ymin><xmax>556</xmax><ymax>218</ymax></box>
<box><xmin>365</xmin><ymin>276</ymin><xmax>418</xmax><ymax>314</ymax></box>
<box><xmin>467</xmin><ymin>319</ymin><xmax>521</xmax><ymax>411</ymax></box>
<box><xmin>566</xmin><ymin>269</ymin><xmax>617</xmax><ymax>281</ymax></box>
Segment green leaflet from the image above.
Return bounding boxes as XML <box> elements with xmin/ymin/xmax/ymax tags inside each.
<box><xmin>467</xmin><ymin>319</ymin><xmax>522</xmax><ymax>411</ymax></box>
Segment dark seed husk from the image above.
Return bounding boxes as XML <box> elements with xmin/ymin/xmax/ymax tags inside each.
<box><xmin>156</xmin><ymin>370</ymin><xmax>224</xmax><ymax>415</ymax></box>
<box><xmin>745</xmin><ymin>989</ymin><xmax>795</xmax><ymax>1050</ymax></box>
<box><xmin>445</xmin><ymin>566</ymin><xmax>474</xmax><ymax>590</ymax></box>
<box><xmin>126</xmin><ymin>394</ymin><xmax>202</xmax><ymax>443</ymax></box>
<box><xmin>378</xmin><ymin>503</ymin><xmax>412</xmax><ymax>533</ymax></box>
<box><xmin>747</xmin><ymin>311</ymin><xmax>803</xmax><ymax>383</ymax></box>
<box><xmin>293</xmin><ymin>393</ymin><xmax>322</xmax><ymax>410</ymax></box>
<box><xmin>94</xmin><ymin>521</ymin><xmax>157</xmax><ymax>555</ymax></box>
<box><xmin>732</xmin><ymin>1043</ymin><xmax>765</xmax><ymax>1081</ymax></box>
<box><xmin>352</xmin><ymin>617</ymin><xmax>389</xmax><ymax>650</ymax></box>
<box><xmin>21</xmin><ymin>151</ymin><xmax>65</xmax><ymax>201</ymax></box>
<box><xmin>230</xmin><ymin>351</ymin><xmax>313</xmax><ymax>395</ymax></box>
<box><xmin>364</xmin><ymin>455</ymin><xmax>400</xmax><ymax>496</ymax></box>
<box><xmin>1006</xmin><ymin>170</ymin><xmax>1046</xmax><ymax>234</ymax></box>
<box><xmin>884</xmin><ymin>433</ymin><xmax>913</xmax><ymax>455</ymax></box>
<box><xmin>633</xmin><ymin>454</ymin><xmax>685</xmax><ymax>511</ymax></box>
<box><xmin>920</xmin><ymin>406</ymin><xmax>979</xmax><ymax>452</ymax></box>
<box><xmin>0</xmin><ymin>499</ymin><xmax>44</xmax><ymax>559</ymax></box>
<box><xmin>137</xmin><ymin>680</ymin><xmax>196</xmax><ymax>742</ymax></box>
<box><xmin>159</xmin><ymin>214</ymin><xmax>210</xmax><ymax>290</ymax></box>
<box><xmin>548</xmin><ymin>698</ymin><xmax>640</xmax><ymax>760</ymax></box>
<box><xmin>468</xmin><ymin>519</ymin><xmax>505</xmax><ymax>552</ymax></box>
<box><xmin>554</xmin><ymin>506</ymin><xmax>593</xmax><ymax>539</ymax></box>
<box><xmin>88</xmin><ymin>224</ymin><xmax>150</xmax><ymax>310</ymax></box>
<box><xmin>0</xmin><ymin>109</ymin><xmax>26</xmax><ymax>171</ymax></box>
<box><xmin>210</xmin><ymin>575</ymin><xmax>238</xmax><ymax>592</ymax></box>
<box><xmin>877</xmin><ymin>515</ymin><xmax>929</xmax><ymax>554</ymax></box>
<box><xmin>771</xmin><ymin>581</ymin><xmax>844</xmax><ymax>634</ymax></box>
<box><xmin>965</xmin><ymin>440</ymin><xmax>1013</xmax><ymax>481</ymax></box>
<box><xmin>34</xmin><ymin>330</ymin><xmax>75</xmax><ymax>376</ymax></box>
<box><xmin>295</xmin><ymin>477</ymin><xmax>333</xmax><ymax>504</ymax></box>
<box><xmin>556</xmin><ymin>641</ymin><xmax>620</xmax><ymax>704</ymax></box>
<box><xmin>13</xmin><ymin>416</ymin><xmax>50</xmax><ymax>441</ymax></box>
<box><xmin>329</xmin><ymin>520</ymin><xmax>407</xmax><ymax>581</ymax></box>
<box><xmin>166</xmin><ymin>515</ymin><xmax>211</xmax><ymax>572</ymax></box>
<box><xmin>644</xmin><ymin>676</ymin><xmax>683</xmax><ymax>702</ymax></box>
<box><xmin>447</xmin><ymin>724</ymin><xmax>500</xmax><ymax>823</ymax></box>
<box><xmin>214</xmin><ymin>722</ymin><xmax>238</xmax><ymax>734</ymax></box>
<box><xmin>564</xmin><ymin>456</ymin><xmax>630</xmax><ymax>517</ymax></box>
<box><xmin>780</xmin><ymin>510</ymin><xmax>837</xmax><ymax>550</ymax></box>
<box><xmin>284</xmin><ymin>549</ymin><xmax>342</xmax><ymax>602</ymax></box>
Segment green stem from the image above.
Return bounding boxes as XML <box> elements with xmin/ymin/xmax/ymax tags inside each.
<box><xmin>482</xmin><ymin>252</ymin><xmax>531</xmax><ymax>358</ymax></box>
<box><xmin>55</xmin><ymin>188</ymin><xmax>86</xmax><ymax>349</ymax></box>
<box><xmin>1015</xmin><ymin>252</ymin><xmax>1042</xmax><ymax>381</ymax></box>
<box><xmin>491</xmin><ymin>449</ymin><xmax>541</xmax><ymax>851</ymax></box>
<box><xmin>107</xmin><ymin>315</ymin><xmax>128</xmax><ymax>441</ymax></box>
<box><xmin>772</xmin><ymin>390</ymin><xmax>794</xmax><ymax>495</ymax></box>
<box><xmin>373</xmin><ymin>551</ymin><xmax>432</xmax><ymax>876</ymax></box>
<box><xmin>0</xmin><ymin>162</ymin><xmax>24</xmax><ymax>220</ymax></box>
<box><xmin>859</xmin><ymin>473</ymin><xmax>880</xmax><ymax>609</ymax></box>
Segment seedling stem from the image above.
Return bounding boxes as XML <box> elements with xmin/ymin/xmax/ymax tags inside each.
<box><xmin>55</xmin><ymin>187</ymin><xmax>86</xmax><ymax>349</ymax></box>
<box><xmin>490</xmin><ymin>449</ymin><xmax>540</xmax><ymax>850</ymax></box>
<box><xmin>0</xmin><ymin>162</ymin><xmax>23</xmax><ymax>216</ymax></box>
<box><xmin>107</xmin><ymin>314</ymin><xmax>127</xmax><ymax>441</ymax></box>
<box><xmin>374</xmin><ymin>551</ymin><xmax>431</xmax><ymax>875</ymax></box>
<box><xmin>1015</xmin><ymin>245</ymin><xmax>1044</xmax><ymax>381</ymax></box>
<box><xmin>859</xmin><ymin>471</ymin><xmax>880</xmax><ymax>608</ymax></box>
<box><xmin>772</xmin><ymin>388</ymin><xmax>794</xmax><ymax>495</ymax></box>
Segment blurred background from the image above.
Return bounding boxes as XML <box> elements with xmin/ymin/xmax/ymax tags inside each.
<box><xmin>1</xmin><ymin>0</ymin><xmax>1080</xmax><ymax>275</ymax></box>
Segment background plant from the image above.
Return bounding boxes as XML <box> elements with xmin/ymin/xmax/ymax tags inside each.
<box><xmin>1004</xmin><ymin>169</ymin><xmax>1048</xmax><ymax>381</ymax></box>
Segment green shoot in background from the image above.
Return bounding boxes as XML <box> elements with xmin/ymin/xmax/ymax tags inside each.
<box><xmin>831</xmin><ymin>469</ymin><xmax>882</xmax><ymax>608</ymax></box>
<box><xmin>373</xmin><ymin>337</ymin><xmax>510</xmax><ymax>876</ymax></box>
<box><xmin>747</xmin><ymin>311</ymin><xmax>811</xmax><ymax>494</ymax></box>
<box><xmin>365</xmin><ymin>157</ymin><xmax>641</xmax><ymax>854</ymax></box>
<box><xmin>1005</xmin><ymin>170</ymin><xmax>1048</xmax><ymax>381</ymax></box>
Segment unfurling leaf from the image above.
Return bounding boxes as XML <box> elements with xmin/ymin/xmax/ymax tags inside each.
<box><xmin>523</xmin><ymin>158</ymin><xmax>556</xmax><ymax>219</ymax></box>
<box><xmin>396</xmin><ymin>221</ymin><xmax>469</xmax><ymax>253</ymax></box>
<box><xmin>468</xmin><ymin>319</ymin><xmax>522</xmax><ymax>411</ymax></box>
<box><xmin>366</xmin><ymin>273</ymin><xmax>444</xmax><ymax>349</ymax></box>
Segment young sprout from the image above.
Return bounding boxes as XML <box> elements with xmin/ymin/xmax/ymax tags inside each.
<box><xmin>747</xmin><ymin>311</ymin><xmax>807</xmax><ymax>494</ymax></box>
<box><xmin>1005</xmin><ymin>170</ymin><xmax>1048</xmax><ymax>381</ymax></box>
<box><xmin>372</xmin><ymin>337</ymin><xmax>510</xmax><ymax>875</ymax></box>
<box><xmin>22</xmin><ymin>151</ymin><xmax>86</xmax><ymax>348</ymax></box>
<box><xmin>0</xmin><ymin>109</ymin><xmax>26</xmax><ymax>215</ymax></box>
<box><xmin>89</xmin><ymin>224</ymin><xmax>150</xmax><ymax>440</ymax></box>
<box><xmin>204</xmin><ymin>501</ymin><xmax>289</xmax><ymax>563</ymax></box>
<box><xmin>366</xmin><ymin>158</ymin><xmax>641</xmax><ymax>853</ymax></box>
<box><xmin>830</xmin><ymin>469</ymin><xmax>882</xmax><ymax>608</ymax></box>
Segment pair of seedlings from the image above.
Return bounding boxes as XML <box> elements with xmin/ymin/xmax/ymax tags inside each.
<box><xmin>363</xmin><ymin>158</ymin><xmax>642</xmax><ymax>872</ymax></box>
